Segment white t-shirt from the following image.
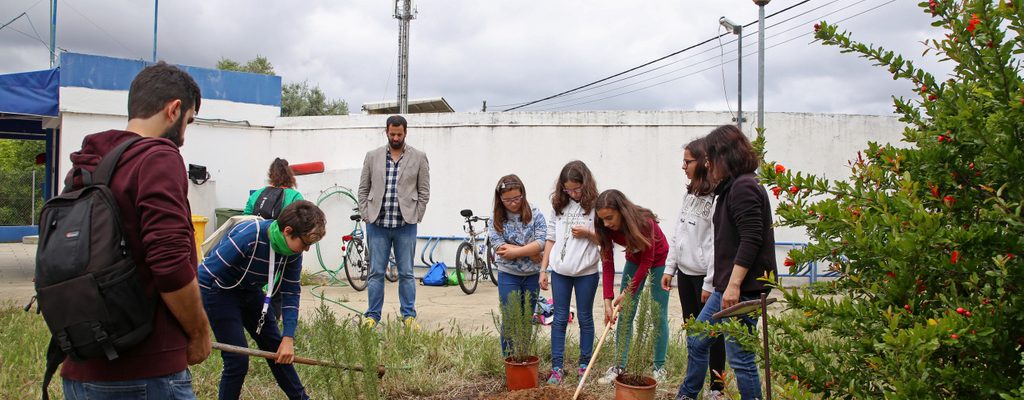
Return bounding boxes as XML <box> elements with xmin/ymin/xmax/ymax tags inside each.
<box><xmin>545</xmin><ymin>200</ymin><xmax>600</xmax><ymax>276</ymax></box>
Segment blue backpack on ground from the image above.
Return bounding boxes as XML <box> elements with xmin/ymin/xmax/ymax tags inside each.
<box><xmin>421</xmin><ymin>262</ymin><xmax>448</xmax><ymax>286</ymax></box>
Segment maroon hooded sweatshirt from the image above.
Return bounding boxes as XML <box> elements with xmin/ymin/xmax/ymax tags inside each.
<box><xmin>60</xmin><ymin>130</ymin><xmax>197</xmax><ymax>381</ymax></box>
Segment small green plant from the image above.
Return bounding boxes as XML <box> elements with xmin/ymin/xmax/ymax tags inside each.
<box><xmin>492</xmin><ymin>290</ymin><xmax>540</xmax><ymax>363</ymax></box>
<box><xmin>614</xmin><ymin>277</ymin><xmax>661</xmax><ymax>386</ymax></box>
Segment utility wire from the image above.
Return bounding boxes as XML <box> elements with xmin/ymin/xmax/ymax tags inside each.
<box><xmin>530</xmin><ymin>1</ymin><xmax>863</xmax><ymax>109</ymax></box>
<box><xmin>59</xmin><ymin>0</ymin><xmax>137</xmax><ymax>58</ymax></box>
<box><xmin>500</xmin><ymin>0</ymin><xmax>812</xmax><ymax>111</ymax></box>
<box><xmin>534</xmin><ymin>0</ymin><xmax>896</xmax><ymax>111</ymax></box>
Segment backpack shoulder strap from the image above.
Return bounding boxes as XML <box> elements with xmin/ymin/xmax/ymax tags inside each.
<box><xmin>93</xmin><ymin>137</ymin><xmax>144</xmax><ymax>186</ymax></box>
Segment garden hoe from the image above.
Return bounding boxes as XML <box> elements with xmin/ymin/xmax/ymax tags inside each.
<box><xmin>212</xmin><ymin>342</ymin><xmax>386</xmax><ymax>379</ymax></box>
<box><xmin>712</xmin><ymin>294</ymin><xmax>777</xmax><ymax>400</ymax></box>
<box><xmin>572</xmin><ymin>302</ymin><xmax>622</xmax><ymax>400</ymax></box>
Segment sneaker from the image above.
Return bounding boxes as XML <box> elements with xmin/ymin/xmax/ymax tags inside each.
<box><xmin>546</xmin><ymin>367</ymin><xmax>564</xmax><ymax>385</ymax></box>
<box><xmin>597</xmin><ymin>366</ymin><xmax>622</xmax><ymax>385</ymax></box>
<box><xmin>703</xmin><ymin>390</ymin><xmax>726</xmax><ymax>400</ymax></box>
<box><xmin>361</xmin><ymin>318</ymin><xmax>377</xmax><ymax>329</ymax></box>
<box><xmin>578</xmin><ymin>364</ymin><xmax>589</xmax><ymax>378</ymax></box>
<box><xmin>653</xmin><ymin>367</ymin><xmax>667</xmax><ymax>384</ymax></box>
<box><xmin>403</xmin><ymin>316</ymin><xmax>421</xmax><ymax>331</ymax></box>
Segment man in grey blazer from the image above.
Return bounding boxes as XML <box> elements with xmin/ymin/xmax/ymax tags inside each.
<box><xmin>357</xmin><ymin>115</ymin><xmax>430</xmax><ymax>329</ymax></box>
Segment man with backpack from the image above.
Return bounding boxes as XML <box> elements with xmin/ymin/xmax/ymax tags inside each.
<box><xmin>40</xmin><ymin>62</ymin><xmax>211</xmax><ymax>399</ymax></box>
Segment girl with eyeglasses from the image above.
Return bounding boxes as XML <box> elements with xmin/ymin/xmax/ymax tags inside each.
<box><xmin>660</xmin><ymin>137</ymin><xmax>727</xmax><ymax>399</ymax></box>
<box><xmin>488</xmin><ymin>174</ymin><xmax>548</xmax><ymax>356</ymax></box>
<box><xmin>198</xmin><ymin>200</ymin><xmax>326</xmax><ymax>400</ymax></box>
<box><xmin>593</xmin><ymin>189</ymin><xmax>671</xmax><ymax>386</ymax></box>
<box><xmin>539</xmin><ymin>160</ymin><xmax>601</xmax><ymax>385</ymax></box>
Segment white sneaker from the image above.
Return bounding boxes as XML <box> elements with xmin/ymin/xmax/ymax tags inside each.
<box><xmin>703</xmin><ymin>389</ymin><xmax>726</xmax><ymax>400</ymax></box>
<box><xmin>652</xmin><ymin>367</ymin><xmax>667</xmax><ymax>383</ymax></box>
<box><xmin>597</xmin><ymin>366</ymin><xmax>622</xmax><ymax>385</ymax></box>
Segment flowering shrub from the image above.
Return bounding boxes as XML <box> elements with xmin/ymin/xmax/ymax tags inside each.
<box><xmin>762</xmin><ymin>1</ymin><xmax>1024</xmax><ymax>397</ymax></box>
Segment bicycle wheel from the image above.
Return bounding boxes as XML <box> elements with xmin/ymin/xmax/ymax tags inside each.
<box><xmin>344</xmin><ymin>238</ymin><xmax>369</xmax><ymax>291</ymax></box>
<box><xmin>385</xmin><ymin>253</ymin><xmax>399</xmax><ymax>282</ymax></box>
<box><xmin>455</xmin><ymin>242</ymin><xmax>479</xmax><ymax>295</ymax></box>
<box><xmin>486</xmin><ymin>243</ymin><xmax>498</xmax><ymax>285</ymax></box>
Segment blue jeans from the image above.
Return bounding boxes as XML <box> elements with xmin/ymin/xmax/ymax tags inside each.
<box><xmin>202</xmin><ymin>287</ymin><xmax>309</xmax><ymax>400</ymax></box>
<box><xmin>550</xmin><ymin>271</ymin><xmax>599</xmax><ymax>369</ymax></box>
<box><xmin>63</xmin><ymin>370</ymin><xmax>194</xmax><ymax>399</ymax></box>
<box><xmin>497</xmin><ymin>271</ymin><xmax>540</xmax><ymax>357</ymax></box>
<box><xmin>677</xmin><ymin>291</ymin><xmax>762</xmax><ymax>400</ymax></box>
<box><xmin>364</xmin><ymin>222</ymin><xmax>418</xmax><ymax>322</ymax></box>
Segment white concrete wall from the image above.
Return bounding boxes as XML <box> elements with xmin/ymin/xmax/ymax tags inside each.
<box><xmin>55</xmin><ymin>109</ymin><xmax>907</xmax><ymax>273</ymax></box>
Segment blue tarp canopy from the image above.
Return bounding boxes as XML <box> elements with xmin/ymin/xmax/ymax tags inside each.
<box><xmin>0</xmin><ymin>68</ymin><xmax>59</xmax><ymax>119</ymax></box>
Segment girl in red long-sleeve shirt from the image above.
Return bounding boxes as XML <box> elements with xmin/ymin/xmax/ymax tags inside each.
<box><xmin>593</xmin><ymin>189</ymin><xmax>670</xmax><ymax>385</ymax></box>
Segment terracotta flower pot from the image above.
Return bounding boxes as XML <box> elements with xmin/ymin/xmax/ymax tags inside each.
<box><xmin>613</xmin><ymin>375</ymin><xmax>657</xmax><ymax>400</ymax></box>
<box><xmin>503</xmin><ymin>355</ymin><xmax>540</xmax><ymax>391</ymax></box>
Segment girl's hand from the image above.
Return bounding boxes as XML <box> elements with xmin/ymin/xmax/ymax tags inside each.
<box><xmin>701</xmin><ymin>290</ymin><xmax>711</xmax><ymax>304</ymax></box>
<box><xmin>603</xmin><ymin>299</ymin><xmax>615</xmax><ymax>325</ymax></box>
<box><xmin>496</xmin><ymin>244</ymin><xmax>517</xmax><ymax>259</ymax></box>
<box><xmin>528</xmin><ymin>253</ymin><xmax>543</xmax><ymax>263</ymax></box>
<box><xmin>539</xmin><ymin>272</ymin><xmax>550</xmax><ymax>290</ymax></box>
<box><xmin>660</xmin><ymin>274</ymin><xmax>673</xmax><ymax>292</ymax></box>
<box><xmin>722</xmin><ymin>285</ymin><xmax>740</xmax><ymax>310</ymax></box>
<box><xmin>275</xmin><ymin>337</ymin><xmax>295</xmax><ymax>364</ymax></box>
<box><xmin>570</xmin><ymin>226</ymin><xmax>590</xmax><ymax>239</ymax></box>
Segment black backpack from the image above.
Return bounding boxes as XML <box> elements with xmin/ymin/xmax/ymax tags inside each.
<box><xmin>35</xmin><ymin>137</ymin><xmax>156</xmax><ymax>399</ymax></box>
<box><xmin>253</xmin><ymin>186</ymin><xmax>285</xmax><ymax>219</ymax></box>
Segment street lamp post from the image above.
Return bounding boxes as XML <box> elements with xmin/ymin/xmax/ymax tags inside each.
<box><xmin>720</xmin><ymin>17</ymin><xmax>742</xmax><ymax>128</ymax></box>
<box><xmin>754</xmin><ymin>0</ymin><xmax>770</xmax><ymax>133</ymax></box>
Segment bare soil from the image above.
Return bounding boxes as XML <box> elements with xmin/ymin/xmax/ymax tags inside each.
<box><xmin>483</xmin><ymin>386</ymin><xmax>595</xmax><ymax>400</ymax></box>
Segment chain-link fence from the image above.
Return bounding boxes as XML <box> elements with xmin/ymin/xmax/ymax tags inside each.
<box><xmin>0</xmin><ymin>169</ymin><xmax>44</xmax><ymax>226</ymax></box>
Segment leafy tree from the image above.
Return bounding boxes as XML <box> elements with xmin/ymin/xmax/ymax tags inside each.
<box><xmin>216</xmin><ymin>56</ymin><xmax>348</xmax><ymax>117</ymax></box>
<box><xmin>762</xmin><ymin>1</ymin><xmax>1023</xmax><ymax>398</ymax></box>
<box><xmin>0</xmin><ymin>139</ymin><xmax>45</xmax><ymax>225</ymax></box>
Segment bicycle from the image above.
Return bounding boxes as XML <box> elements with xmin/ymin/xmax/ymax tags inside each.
<box><xmin>343</xmin><ymin>209</ymin><xmax>399</xmax><ymax>291</ymax></box>
<box><xmin>454</xmin><ymin>209</ymin><xmax>498</xmax><ymax>295</ymax></box>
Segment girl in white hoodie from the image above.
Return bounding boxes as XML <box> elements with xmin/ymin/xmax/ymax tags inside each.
<box><xmin>539</xmin><ymin>160</ymin><xmax>601</xmax><ymax>385</ymax></box>
<box><xmin>660</xmin><ymin>137</ymin><xmax>727</xmax><ymax>398</ymax></box>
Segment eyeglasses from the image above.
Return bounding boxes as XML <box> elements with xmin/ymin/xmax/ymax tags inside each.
<box><xmin>683</xmin><ymin>159</ymin><xmax>698</xmax><ymax>167</ymax></box>
<box><xmin>500</xmin><ymin>195</ymin><xmax>523</xmax><ymax>205</ymax></box>
<box><xmin>562</xmin><ymin>187</ymin><xmax>583</xmax><ymax>195</ymax></box>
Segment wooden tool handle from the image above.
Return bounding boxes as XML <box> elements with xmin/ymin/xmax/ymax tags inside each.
<box><xmin>212</xmin><ymin>342</ymin><xmax>386</xmax><ymax>378</ymax></box>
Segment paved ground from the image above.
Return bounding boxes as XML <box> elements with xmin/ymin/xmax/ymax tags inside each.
<box><xmin>2</xmin><ymin>242</ymin><xmax>794</xmax><ymax>334</ymax></box>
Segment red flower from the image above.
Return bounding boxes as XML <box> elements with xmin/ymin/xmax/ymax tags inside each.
<box><xmin>943</xmin><ymin>195</ymin><xmax>956</xmax><ymax>206</ymax></box>
<box><xmin>930</xmin><ymin>185</ymin><xmax>940</xmax><ymax>198</ymax></box>
<box><xmin>951</xmin><ymin>250</ymin><xmax>960</xmax><ymax>264</ymax></box>
<box><xmin>967</xmin><ymin>13</ymin><xmax>980</xmax><ymax>34</ymax></box>
<box><xmin>904</xmin><ymin>304</ymin><xmax>911</xmax><ymax>311</ymax></box>
<box><xmin>813</xmin><ymin>23</ymin><xmax>821</xmax><ymax>33</ymax></box>
<box><xmin>938</xmin><ymin>135</ymin><xmax>947</xmax><ymax>142</ymax></box>
<box><xmin>789</xmin><ymin>185</ymin><xmax>800</xmax><ymax>195</ymax></box>
<box><xmin>968</xmin><ymin>162</ymin><xmax>975</xmax><ymax>169</ymax></box>
<box><xmin>771</xmin><ymin>187</ymin><xmax>782</xmax><ymax>199</ymax></box>
<box><xmin>965</xmin><ymin>311</ymin><xmax>972</xmax><ymax>317</ymax></box>
<box><xmin>920</xmin><ymin>85</ymin><xmax>928</xmax><ymax>93</ymax></box>
<box><xmin>929</xmin><ymin>94</ymin><xmax>937</xmax><ymax>101</ymax></box>
<box><xmin>886</xmin><ymin>271</ymin><xmax>896</xmax><ymax>278</ymax></box>
<box><xmin>1008</xmin><ymin>253</ymin><xmax>1016</xmax><ymax>261</ymax></box>
<box><xmin>784</xmin><ymin>257</ymin><xmax>796</xmax><ymax>267</ymax></box>
<box><xmin>950</xmin><ymin>333</ymin><xmax>959</xmax><ymax>340</ymax></box>
<box><xmin>775</xmin><ymin>164</ymin><xmax>786</xmax><ymax>174</ymax></box>
<box><xmin>956</xmin><ymin>307</ymin><xmax>965</xmax><ymax>315</ymax></box>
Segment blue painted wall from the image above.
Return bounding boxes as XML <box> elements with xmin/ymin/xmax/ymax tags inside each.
<box><xmin>60</xmin><ymin>53</ymin><xmax>281</xmax><ymax>107</ymax></box>
<box><xmin>0</xmin><ymin>226</ymin><xmax>37</xmax><ymax>243</ymax></box>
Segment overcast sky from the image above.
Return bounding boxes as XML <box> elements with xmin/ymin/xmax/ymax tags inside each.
<box><xmin>1</xmin><ymin>0</ymin><xmax>950</xmax><ymax>116</ymax></box>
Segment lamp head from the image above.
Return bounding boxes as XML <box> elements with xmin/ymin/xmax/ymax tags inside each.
<box><xmin>719</xmin><ymin>17</ymin><xmax>741</xmax><ymax>34</ymax></box>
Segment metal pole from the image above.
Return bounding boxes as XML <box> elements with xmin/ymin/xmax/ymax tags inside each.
<box><xmin>737</xmin><ymin>32</ymin><xmax>742</xmax><ymax>128</ymax></box>
<box><xmin>153</xmin><ymin>0</ymin><xmax>158</xmax><ymax>62</ymax></box>
<box><xmin>395</xmin><ymin>0</ymin><xmax>413</xmax><ymax>114</ymax></box>
<box><xmin>761</xmin><ymin>292</ymin><xmax>773</xmax><ymax>400</ymax></box>
<box><xmin>31</xmin><ymin>169</ymin><xmax>37</xmax><ymax>225</ymax></box>
<box><xmin>49</xmin><ymin>0</ymin><xmax>56</xmax><ymax>67</ymax></box>
<box><xmin>756</xmin><ymin>0</ymin><xmax>770</xmax><ymax>132</ymax></box>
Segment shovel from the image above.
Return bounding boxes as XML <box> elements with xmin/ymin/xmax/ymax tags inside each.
<box><xmin>572</xmin><ymin>302</ymin><xmax>622</xmax><ymax>400</ymax></box>
<box><xmin>212</xmin><ymin>342</ymin><xmax>386</xmax><ymax>379</ymax></box>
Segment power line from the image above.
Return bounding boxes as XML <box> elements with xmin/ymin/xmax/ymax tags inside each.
<box><xmin>59</xmin><ymin>0</ymin><xmax>137</xmax><ymax>58</ymax></box>
<box><xmin>500</xmin><ymin>0</ymin><xmax>812</xmax><ymax>111</ymax></box>
<box><xmin>534</xmin><ymin>0</ymin><xmax>897</xmax><ymax>111</ymax></box>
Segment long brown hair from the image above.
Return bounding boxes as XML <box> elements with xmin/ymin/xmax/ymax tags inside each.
<box><xmin>492</xmin><ymin>174</ymin><xmax>533</xmax><ymax>235</ymax></box>
<box><xmin>685</xmin><ymin>137</ymin><xmax>716</xmax><ymax>196</ymax></box>
<box><xmin>705</xmin><ymin>125</ymin><xmax>758</xmax><ymax>181</ymax></box>
<box><xmin>268</xmin><ymin>158</ymin><xmax>297</xmax><ymax>188</ymax></box>
<box><xmin>594</xmin><ymin>189</ymin><xmax>659</xmax><ymax>257</ymax></box>
<box><xmin>551</xmin><ymin>160</ymin><xmax>598</xmax><ymax>215</ymax></box>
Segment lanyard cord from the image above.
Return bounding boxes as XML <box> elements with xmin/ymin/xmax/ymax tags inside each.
<box><xmin>257</xmin><ymin>244</ymin><xmax>276</xmax><ymax>335</ymax></box>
